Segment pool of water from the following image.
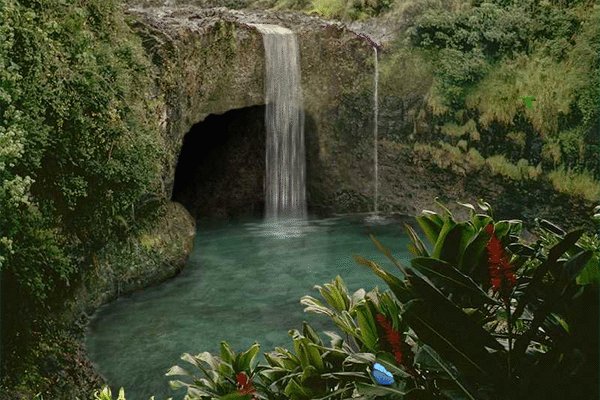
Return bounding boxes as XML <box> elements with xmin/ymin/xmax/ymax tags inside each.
<box><xmin>85</xmin><ymin>215</ymin><xmax>411</xmax><ymax>400</ymax></box>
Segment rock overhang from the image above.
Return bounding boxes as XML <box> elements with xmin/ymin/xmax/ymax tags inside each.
<box><xmin>127</xmin><ymin>5</ymin><xmax>378</xmax><ymax>212</ymax></box>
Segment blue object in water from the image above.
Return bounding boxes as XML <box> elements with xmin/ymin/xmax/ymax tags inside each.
<box><xmin>372</xmin><ymin>362</ymin><xmax>394</xmax><ymax>386</ymax></box>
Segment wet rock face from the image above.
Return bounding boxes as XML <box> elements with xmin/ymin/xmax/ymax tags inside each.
<box><xmin>127</xmin><ymin>5</ymin><xmax>377</xmax><ymax>218</ymax></box>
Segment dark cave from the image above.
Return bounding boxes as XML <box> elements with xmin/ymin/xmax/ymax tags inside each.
<box><xmin>172</xmin><ymin>106</ymin><xmax>267</xmax><ymax>219</ymax></box>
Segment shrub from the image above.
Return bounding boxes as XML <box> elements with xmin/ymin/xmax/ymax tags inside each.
<box><xmin>0</xmin><ymin>0</ymin><xmax>165</xmax><ymax>391</ymax></box>
<box><xmin>164</xmin><ymin>202</ymin><xmax>599</xmax><ymax>399</ymax></box>
<box><xmin>309</xmin><ymin>0</ymin><xmax>393</xmax><ymax>20</ymax></box>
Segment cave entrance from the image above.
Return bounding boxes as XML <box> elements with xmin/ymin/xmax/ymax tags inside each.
<box><xmin>172</xmin><ymin>105</ymin><xmax>266</xmax><ymax>219</ymax></box>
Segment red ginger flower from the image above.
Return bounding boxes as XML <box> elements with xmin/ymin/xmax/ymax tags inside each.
<box><xmin>236</xmin><ymin>372</ymin><xmax>257</xmax><ymax>397</ymax></box>
<box><xmin>485</xmin><ymin>224</ymin><xmax>517</xmax><ymax>301</ymax></box>
<box><xmin>376</xmin><ymin>314</ymin><xmax>405</xmax><ymax>366</ymax></box>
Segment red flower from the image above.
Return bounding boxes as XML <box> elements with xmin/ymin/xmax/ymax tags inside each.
<box><xmin>376</xmin><ymin>314</ymin><xmax>405</xmax><ymax>365</ymax></box>
<box><xmin>485</xmin><ymin>224</ymin><xmax>517</xmax><ymax>301</ymax></box>
<box><xmin>236</xmin><ymin>372</ymin><xmax>256</xmax><ymax>396</ymax></box>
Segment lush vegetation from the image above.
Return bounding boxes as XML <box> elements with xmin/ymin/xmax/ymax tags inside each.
<box><xmin>97</xmin><ymin>202</ymin><xmax>599</xmax><ymax>399</ymax></box>
<box><xmin>0</xmin><ymin>0</ymin><xmax>167</xmax><ymax>395</ymax></box>
<box><xmin>400</xmin><ymin>0</ymin><xmax>600</xmax><ymax>201</ymax></box>
<box><xmin>258</xmin><ymin>0</ymin><xmax>600</xmax><ymax>200</ymax></box>
<box><xmin>2</xmin><ymin>0</ymin><xmax>599</xmax><ymax>398</ymax></box>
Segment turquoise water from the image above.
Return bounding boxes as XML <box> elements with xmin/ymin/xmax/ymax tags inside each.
<box><xmin>85</xmin><ymin>215</ymin><xmax>411</xmax><ymax>400</ymax></box>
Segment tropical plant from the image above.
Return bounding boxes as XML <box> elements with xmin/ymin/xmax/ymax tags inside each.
<box><xmin>166</xmin><ymin>200</ymin><xmax>598</xmax><ymax>399</ymax></box>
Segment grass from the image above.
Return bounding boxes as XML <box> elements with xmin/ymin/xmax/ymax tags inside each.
<box><xmin>464</xmin><ymin>53</ymin><xmax>584</xmax><ymax>136</ymax></box>
<box><xmin>413</xmin><ymin>142</ymin><xmax>600</xmax><ymax>202</ymax></box>
<box><xmin>441</xmin><ymin>119</ymin><xmax>479</xmax><ymax>140</ymax></box>
<box><xmin>486</xmin><ymin>154</ymin><xmax>541</xmax><ymax>181</ymax></box>
<box><xmin>548</xmin><ymin>168</ymin><xmax>600</xmax><ymax>202</ymax></box>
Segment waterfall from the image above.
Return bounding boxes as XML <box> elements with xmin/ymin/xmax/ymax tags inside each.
<box><xmin>373</xmin><ymin>46</ymin><xmax>379</xmax><ymax>215</ymax></box>
<box><xmin>252</xmin><ymin>24</ymin><xmax>307</xmax><ymax>220</ymax></box>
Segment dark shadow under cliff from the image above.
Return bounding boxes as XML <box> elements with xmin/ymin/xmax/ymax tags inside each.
<box><xmin>172</xmin><ymin>106</ymin><xmax>267</xmax><ymax>219</ymax></box>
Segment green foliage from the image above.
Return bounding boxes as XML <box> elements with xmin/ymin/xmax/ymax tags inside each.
<box><xmin>0</xmin><ymin>0</ymin><xmax>165</xmax><ymax>392</ymax></box>
<box><xmin>413</xmin><ymin>2</ymin><xmax>532</xmax><ymax>57</ymax></box>
<box><xmin>0</xmin><ymin>0</ymin><xmax>163</xmax><ymax>297</ymax></box>
<box><xmin>162</xmin><ymin>202</ymin><xmax>599</xmax><ymax>399</ymax></box>
<box><xmin>94</xmin><ymin>387</ymin><xmax>147</xmax><ymax>400</ymax></box>
<box><xmin>407</xmin><ymin>0</ymin><xmax>600</xmax><ymax>186</ymax></box>
<box><xmin>309</xmin><ymin>0</ymin><xmax>393</xmax><ymax>20</ymax></box>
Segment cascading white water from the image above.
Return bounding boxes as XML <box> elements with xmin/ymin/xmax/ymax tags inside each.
<box><xmin>373</xmin><ymin>46</ymin><xmax>379</xmax><ymax>215</ymax></box>
<box><xmin>252</xmin><ymin>24</ymin><xmax>306</xmax><ymax>220</ymax></box>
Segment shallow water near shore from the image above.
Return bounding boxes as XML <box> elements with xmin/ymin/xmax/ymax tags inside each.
<box><xmin>85</xmin><ymin>214</ymin><xmax>411</xmax><ymax>400</ymax></box>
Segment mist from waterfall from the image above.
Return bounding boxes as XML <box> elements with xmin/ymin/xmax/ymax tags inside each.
<box><xmin>252</xmin><ymin>24</ymin><xmax>307</xmax><ymax>221</ymax></box>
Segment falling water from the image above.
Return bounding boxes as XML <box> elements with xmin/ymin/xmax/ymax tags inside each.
<box><xmin>252</xmin><ymin>24</ymin><xmax>306</xmax><ymax>220</ymax></box>
<box><xmin>373</xmin><ymin>46</ymin><xmax>379</xmax><ymax>215</ymax></box>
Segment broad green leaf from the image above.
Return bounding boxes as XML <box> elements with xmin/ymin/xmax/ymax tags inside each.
<box><xmin>369</xmin><ymin>234</ymin><xmax>409</xmax><ymax>275</ymax></box>
<box><xmin>404</xmin><ymin>223</ymin><xmax>430</xmax><ymax>257</ymax></box>
<box><xmin>577</xmin><ymin>254</ymin><xmax>600</xmax><ymax>285</ymax></box>
<box><xmin>355</xmin><ymin>382</ymin><xmax>406</xmax><ymax>397</ymax></box>
<box><xmin>403</xmin><ymin>299</ymin><xmax>502</xmax><ymax>380</ymax></box>
<box><xmin>343</xmin><ymin>352</ymin><xmax>376</xmax><ymax>365</ymax></box>
<box><xmin>410</xmin><ymin>257</ymin><xmax>499</xmax><ymax>306</ymax></box>
<box><xmin>375</xmin><ymin>357</ymin><xmax>413</xmax><ymax>379</ymax></box>
<box><xmin>165</xmin><ymin>365</ymin><xmax>192</xmax><ymax>377</ymax></box>
<box><xmin>514</xmin><ymin>229</ymin><xmax>586</xmax><ymax>319</ymax></box>
<box><xmin>319</xmin><ymin>279</ymin><xmax>349</xmax><ymax>312</ymax></box>
<box><xmin>432</xmin><ymin>219</ymin><xmax>456</xmax><ymax>259</ymax></box>
<box><xmin>300</xmin><ymin>364</ymin><xmax>318</xmax><ymax>382</ymax></box>
<box><xmin>284</xmin><ymin>378</ymin><xmax>312</xmax><ymax>400</ymax></box>
<box><xmin>220</xmin><ymin>341</ymin><xmax>235</xmax><ymax>364</ymax></box>
<box><xmin>351</xmin><ymin>288</ymin><xmax>367</xmax><ymax>310</ymax></box>
<box><xmin>264</xmin><ymin>352</ymin><xmax>286</xmax><ymax>369</ymax></box>
<box><xmin>415</xmin><ymin>345</ymin><xmax>477</xmax><ymax>400</ymax></box>
<box><xmin>324</xmin><ymin>331</ymin><xmax>344</xmax><ymax>348</ymax></box>
<box><xmin>538</xmin><ymin>219</ymin><xmax>566</xmax><ymax>237</ymax></box>
<box><xmin>406</xmin><ymin>270</ymin><xmax>503</xmax><ymax>351</ymax></box>
<box><xmin>354</xmin><ymin>255</ymin><xmax>412</xmax><ymax>302</ymax></box>
<box><xmin>301</xmin><ymin>295</ymin><xmax>335</xmax><ymax>317</ymax></box>
<box><xmin>457</xmin><ymin>201</ymin><xmax>476</xmax><ymax>213</ymax></box>
<box><xmin>292</xmin><ymin>333</ymin><xmax>311</xmax><ymax>369</ymax></box>
<box><xmin>355</xmin><ymin>303</ymin><xmax>379</xmax><ymax>351</ymax></box>
<box><xmin>460</xmin><ymin>227</ymin><xmax>491</xmax><ymax>275</ymax></box>
<box><xmin>306</xmin><ymin>342</ymin><xmax>325</xmax><ymax>371</ymax></box>
<box><xmin>320</xmin><ymin>371</ymin><xmax>369</xmax><ymax>380</ymax></box>
<box><xmin>548</xmin><ymin>229</ymin><xmax>585</xmax><ymax>261</ymax></box>
<box><xmin>235</xmin><ymin>343</ymin><xmax>260</xmax><ymax>371</ymax></box>
<box><xmin>558</xmin><ymin>250</ymin><xmax>593</xmax><ymax>294</ymax></box>
<box><xmin>220</xmin><ymin>393</ymin><xmax>253</xmax><ymax>400</ymax></box>
<box><xmin>416</xmin><ymin>212</ymin><xmax>444</xmax><ymax>245</ymax></box>
<box><xmin>470</xmin><ymin>214</ymin><xmax>492</xmax><ymax>228</ymax></box>
<box><xmin>437</xmin><ymin>223</ymin><xmax>471</xmax><ymax>267</ymax></box>
<box><xmin>303</xmin><ymin>321</ymin><xmax>324</xmax><ymax>346</ymax></box>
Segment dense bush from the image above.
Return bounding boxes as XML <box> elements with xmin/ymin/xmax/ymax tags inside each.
<box><xmin>0</xmin><ymin>0</ymin><xmax>165</xmax><ymax>392</ymax></box>
<box><xmin>407</xmin><ymin>0</ymin><xmax>600</xmax><ymax>182</ymax></box>
<box><xmin>153</xmin><ymin>202</ymin><xmax>599</xmax><ymax>399</ymax></box>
